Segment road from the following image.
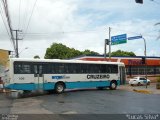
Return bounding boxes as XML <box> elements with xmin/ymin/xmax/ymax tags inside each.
<box><xmin>0</xmin><ymin>89</ymin><xmax>160</xmax><ymax>119</ymax></box>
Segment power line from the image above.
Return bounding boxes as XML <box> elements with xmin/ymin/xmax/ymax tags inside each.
<box><xmin>1</xmin><ymin>0</ymin><xmax>16</xmax><ymax>51</ymax></box>
<box><xmin>18</xmin><ymin>0</ymin><xmax>21</xmax><ymax>29</ymax></box>
<box><xmin>21</xmin><ymin>0</ymin><xmax>29</xmax><ymax>31</ymax></box>
<box><xmin>19</xmin><ymin>0</ymin><xmax>30</xmax><ymax>49</ymax></box>
<box><xmin>110</xmin><ymin>27</ymin><xmax>158</xmax><ymax>39</ymax></box>
<box><xmin>0</xmin><ymin>1</ymin><xmax>10</xmax><ymax>39</ymax></box>
<box><xmin>23</xmin><ymin>0</ymin><xmax>38</xmax><ymax>39</ymax></box>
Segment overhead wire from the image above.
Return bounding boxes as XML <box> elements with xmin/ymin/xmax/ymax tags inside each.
<box><xmin>110</xmin><ymin>26</ymin><xmax>158</xmax><ymax>39</ymax></box>
<box><xmin>23</xmin><ymin>0</ymin><xmax>38</xmax><ymax>39</ymax></box>
<box><xmin>22</xmin><ymin>26</ymin><xmax>157</xmax><ymax>39</ymax></box>
<box><xmin>0</xmin><ymin>0</ymin><xmax>10</xmax><ymax>39</ymax></box>
<box><xmin>21</xmin><ymin>0</ymin><xmax>29</xmax><ymax>31</ymax></box>
<box><xmin>1</xmin><ymin>0</ymin><xmax>157</xmax><ymax>41</ymax></box>
<box><xmin>18</xmin><ymin>0</ymin><xmax>21</xmax><ymax>30</ymax></box>
<box><xmin>19</xmin><ymin>0</ymin><xmax>30</xmax><ymax>49</ymax></box>
<box><xmin>1</xmin><ymin>0</ymin><xmax>15</xmax><ymax>51</ymax></box>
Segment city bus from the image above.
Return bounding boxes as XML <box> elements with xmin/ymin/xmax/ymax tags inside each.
<box><xmin>4</xmin><ymin>58</ymin><xmax>126</xmax><ymax>94</ymax></box>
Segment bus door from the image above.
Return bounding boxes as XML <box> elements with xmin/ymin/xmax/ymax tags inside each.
<box><xmin>33</xmin><ymin>64</ymin><xmax>44</xmax><ymax>90</ymax></box>
<box><xmin>119</xmin><ymin>66</ymin><xmax>126</xmax><ymax>85</ymax></box>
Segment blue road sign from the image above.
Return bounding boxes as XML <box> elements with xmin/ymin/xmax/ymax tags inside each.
<box><xmin>128</xmin><ymin>36</ymin><xmax>142</xmax><ymax>40</ymax></box>
<box><xmin>111</xmin><ymin>34</ymin><xmax>127</xmax><ymax>45</ymax></box>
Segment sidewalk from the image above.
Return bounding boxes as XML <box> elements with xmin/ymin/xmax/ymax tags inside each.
<box><xmin>119</xmin><ymin>83</ymin><xmax>160</xmax><ymax>94</ymax></box>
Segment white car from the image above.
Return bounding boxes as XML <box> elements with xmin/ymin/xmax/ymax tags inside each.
<box><xmin>129</xmin><ymin>77</ymin><xmax>150</xmax><ymax>86</ymax></box>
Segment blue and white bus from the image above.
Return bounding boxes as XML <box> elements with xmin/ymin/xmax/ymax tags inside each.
<box><xmin>4</xmin><ymin>58</ymin><xmax>126</xmax><ymax>94</ymax></box>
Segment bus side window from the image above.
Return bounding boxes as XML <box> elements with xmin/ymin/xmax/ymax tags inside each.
<box><xmin>14</xmin><ymin>63</ymin><xmax>24</xmax><ymax>74</ymax></box>
<box><xmin>112</xmin><ymin>65</ymin><xmax>118</xmax><ymax>73</ymax></box>
<box><xmin>39</xmin><ymin>65</ymin><xmax>43</xmax><ymax>74</ymax></box>
<box><xmin>107</xmin><ymin>65</ymin><xmax>112</xmax><ymax>73</ymax></box>
<box><xmin>65</xmin><ymin>63</ymin><xmax>69</xmax><ymax>73</ymax></box>
<box><xmin>101</xmin><ymin>65</ymin><xmax>106</xmax><ymax>73</ymax></box>
<box><xmin>22</xmin><ymin>64</ymin><xmax>31</xmax><ymax>74</ymax></box>
<box><xmin>34</xmin><ymin>65</ymin><xmax>38</xmax><ymax>74</ymax></box>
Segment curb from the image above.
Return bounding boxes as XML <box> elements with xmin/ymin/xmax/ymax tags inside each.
<box><xmin>133</xmin><ymin>89</ymin><xmax>153</xmax><ymax>94</ymax></box>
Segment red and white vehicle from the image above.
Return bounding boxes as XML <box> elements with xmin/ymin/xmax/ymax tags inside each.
<box><xmin>129</xmin><ymin>77</ymin><xmax>150</xmax><ymax>86</ymax></box>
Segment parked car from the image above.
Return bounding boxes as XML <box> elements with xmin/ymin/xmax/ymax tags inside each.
<box><xmin>129</xmin><ymin>77</ymin><xmax>150</xmax><ymax>86</ymax></box>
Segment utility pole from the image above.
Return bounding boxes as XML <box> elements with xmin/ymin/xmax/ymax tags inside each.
<box><xmin>13</xmin><ymin>30</ymin><xmax>22</xmax><ymax>58</ymax></box>
<box><xmin>104</xmin><ymin>39</ymin><xmax>107</xmax><ymax>60</ymax></box>
<box><xmin>109</xmin><ymin>27</ymin><xmax>111</xmax><ymax>61</ymax></box>
<box><xmin>104</xmin><ymin>39</ymin><xmax>109</xmax><ymax>60</ymax></box>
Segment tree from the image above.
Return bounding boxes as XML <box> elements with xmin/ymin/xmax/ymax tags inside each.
<box><xmin>111</xmin><ymin>50</ymin><xmax>136</xmax><ymax>56</ymax></box>
<box><xmin>83</xmin><ymin>49</ymin><xmax>99</xmax><ymax>55</ymax></box>
<box><xmin>34</xmin><ymin>55</ymin><xmax>40</xmax><ymax>59</ymax></box>
<box><xmin>44</xmin><ymin>43</ymin><xmax>99</xmax><ymax>59</ymax></box>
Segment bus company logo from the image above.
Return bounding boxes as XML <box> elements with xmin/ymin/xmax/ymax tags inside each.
<box><xmin>52</xmin><ymin>75</ymin><xmax>70</xmax><ymax>80</ymax></box>
<box><xmin>87</xmin><ymin>74</ymin><xmax>110</xmax><ymax>79</ymax></box>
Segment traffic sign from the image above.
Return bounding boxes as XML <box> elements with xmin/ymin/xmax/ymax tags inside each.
<box><xmin>128</xmin><ymin>36</ymin><xmax>142</xmax><ymax>40</ymax></box>
<box><xmin>111</xmin><ymin>34</ymin><xmax>127</xmax><ymax>45</ymax></box>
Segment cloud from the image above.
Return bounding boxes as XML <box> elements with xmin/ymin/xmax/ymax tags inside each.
<box><xmin>0</xmin><ymin>0</ymin><xmax>160</xmax><ymax>58</ymax></box>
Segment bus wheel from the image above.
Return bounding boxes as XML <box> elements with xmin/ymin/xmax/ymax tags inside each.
<box><xmin>109</xmin><ymin>81</ymin><xmax>117</xmax><ymax>90</ymax></box>
<box><xmin>55</xmin><ymin>82</ymin><xmax>65</xmax><ymax>94</ymax></box>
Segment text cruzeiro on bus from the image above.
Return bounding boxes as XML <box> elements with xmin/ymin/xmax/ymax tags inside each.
<box><xmin>87</xmin><ymin>74</ymin><xmax>110</xmax><ymax>79</ymax></box>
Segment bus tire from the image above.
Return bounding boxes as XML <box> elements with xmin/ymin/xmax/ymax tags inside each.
<box><xmin>109</xmin><ymin>81</ymin><xmax>117</xmax><ymax>90</ymax></box>
<box><xmin>55</xmin><ymin>82</ymin><xmax>65</xmax><ymax>94</ymax></box>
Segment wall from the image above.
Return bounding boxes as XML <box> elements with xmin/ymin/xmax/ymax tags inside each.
<box><xmin>0</xmin><ymin>49</ymin><xmax>9</xmax><ymax>80</ymax></box>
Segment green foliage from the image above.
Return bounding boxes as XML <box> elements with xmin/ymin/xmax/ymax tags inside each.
<box><xmin>83</xmin><ymin>49</ymin><xmax>99</xmax><ymax>55</ymax></box>
<box><xmin>44</xmin><ymin>43</ymin><xmax>136</xmax><ymax>59</ymax></box>
<box><xmin>44</xmin><ymin>43</ymin><xmax>99</xmax><ymax>59</ymax></box>
<box><xmin>34</xmin><ymin>55</ymin><xmax>40</xmax><ymax>59</ymax></box>
<box><xmin>111</xmin><ymin>50</ymin><xmax>136</xmax><ymax>57</ymax></box>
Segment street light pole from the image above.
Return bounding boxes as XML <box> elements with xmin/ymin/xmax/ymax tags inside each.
<box><xmin>142</xmin><ymin>36</ymin><xmax>148</xmax><ymax>88</ymax></box>
<box><xmin>104</xmin><ymin>39</ymin><xmax>107</xmax><ymax>60</ymax></box>
<box><xmin>109</xmin><ymin>27</ymin><xmax>111</xmax><ymax>61</ymax></box>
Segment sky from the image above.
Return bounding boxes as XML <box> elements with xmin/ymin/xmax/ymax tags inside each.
<box><xmin>0</xmin><ymin>0</ymin><xmax>160</xmax><ymax>58</ymax></box>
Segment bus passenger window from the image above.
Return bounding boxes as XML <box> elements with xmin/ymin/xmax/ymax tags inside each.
<box><xmin>34</xmin><ymin>65</ymin><xmax>38</xmax><ymax>74</ymax></box>
<box><xmin>39</xmin><ymin>65</ymin><xmax>43</xmax><ymax>74</ymax></box>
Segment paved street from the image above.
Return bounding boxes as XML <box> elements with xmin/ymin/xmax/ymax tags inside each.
<box><xmin>0</xmin><ymin>88</ymin><xmax>160</xmax><ymax>114</ymax></box>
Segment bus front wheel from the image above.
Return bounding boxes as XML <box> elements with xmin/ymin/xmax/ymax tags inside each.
<box><xmin>109</xmin><ymin>81</ymin><xmax>117</xmax><ymax>90</ymax></box>
<box><xmin>55</xmin><ymin>82</ymin><xmax>65</xmax><ymax>94</ymax></box>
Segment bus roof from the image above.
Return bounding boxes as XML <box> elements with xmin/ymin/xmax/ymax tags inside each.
<box><xmin>10</xmin><ymin>58</ymin><xmax>124</xmax><ymax>65</ymax></box>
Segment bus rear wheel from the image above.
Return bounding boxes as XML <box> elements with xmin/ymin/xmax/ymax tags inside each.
<box><xmin>55</xmin><ymin>82</ymin><xmax>65</xmax><ymax>94</ymax></box>
<box><xmin>109</xmin><ymin>81</ymin><xmax>117</xmax><ymax>90</ymax></box>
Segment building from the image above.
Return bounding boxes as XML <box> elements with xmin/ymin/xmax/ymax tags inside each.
<box><xmin>73</xmin><ymin>55</ymin><xmax>160</xmax><ymax>82</ymax></box>
<box><xmin>0</xmin><ymin>49</ymin><xmax>11</xmax><ymax>81</ymax></box>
